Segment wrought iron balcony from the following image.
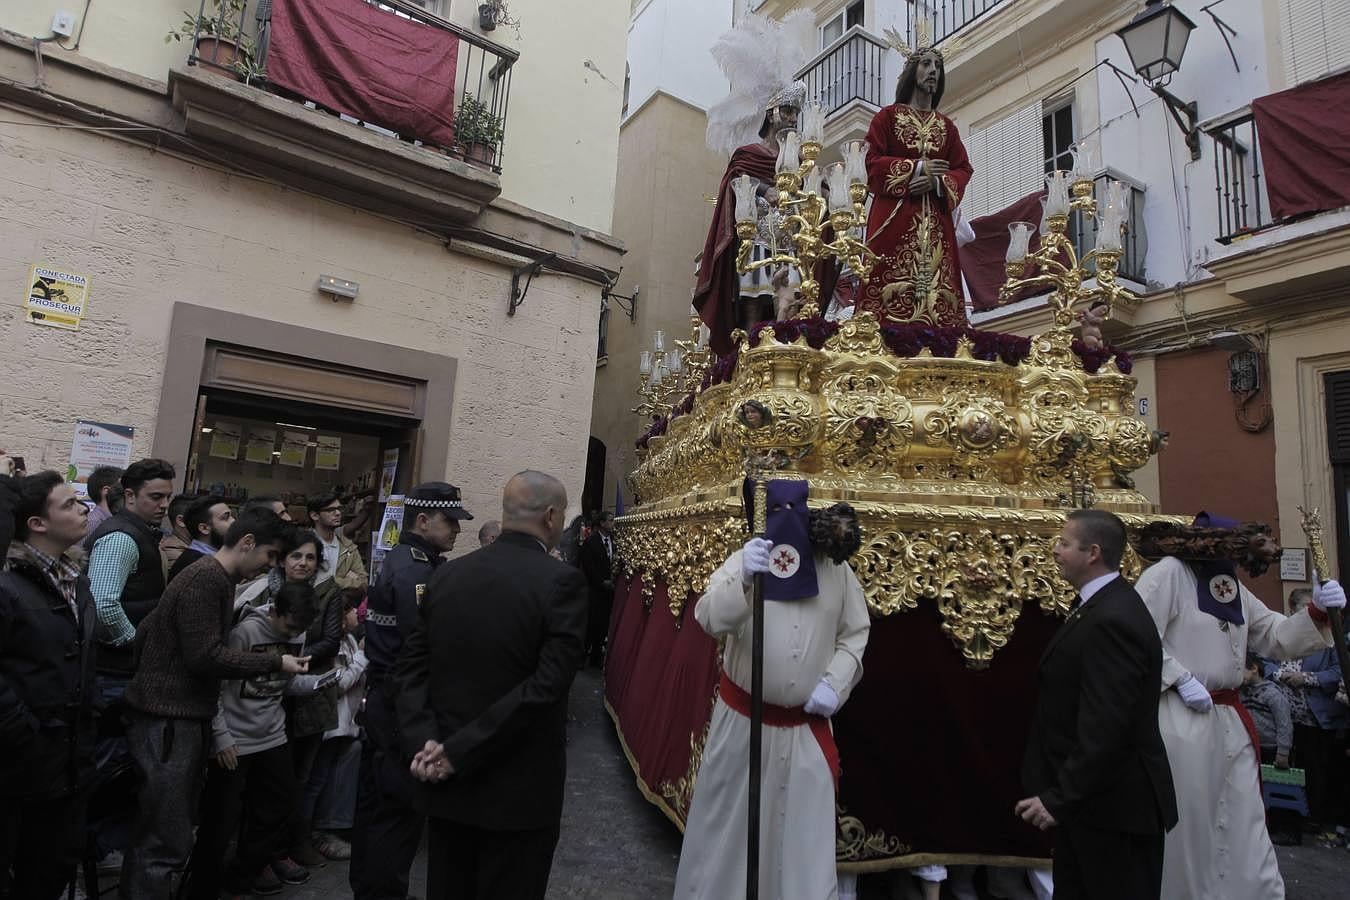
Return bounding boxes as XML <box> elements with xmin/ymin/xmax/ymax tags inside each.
<box><xmin>798</xmin><ymin>27</ymin><xmax>889</xmax><ymax>117</ymax></box>
<box><xmin>1069</xmin><ymin>172</ymin><xmax>1148</xmax><ymax>284</ymax></box>
<box><xmin>1206</xmin><ymin>110</ymin><xmax>1270</xmax><ymax>244</ymax></box>
<box><xmin>186</xmin><ymin>0</ymin><xmax>517</xmax><ymax>172</ymax></box>
<box><xmin>905</xmin><ymin>0</ymin><xmax>1014</xmax><ymax>49</ymax></box>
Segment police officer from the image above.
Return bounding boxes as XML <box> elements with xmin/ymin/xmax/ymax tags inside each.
<box><xmin>350</xmin><ymin>482</ymin><xmax>472</xmax><ymax>900</ymax></box>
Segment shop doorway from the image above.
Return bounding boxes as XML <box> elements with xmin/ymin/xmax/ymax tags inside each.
<box><xmin>185</xmin><ymin>389</ymin><xmax>423</xmax><ymax>569</ymax></box>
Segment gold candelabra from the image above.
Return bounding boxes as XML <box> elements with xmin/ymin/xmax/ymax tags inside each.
<box><xmin>732</xmin><ymin>115</ymin><xmax>876</xmax><ymax>319</ymax></box>
<box><xmin>999</xmin><ymin>164</ymin><xmax>1138</xmax><ymax>331</ymax></box>
<box><xmin>632</xmin><ymin>316</ymin><xmax>713</xmax><ymax>419</ymax></box>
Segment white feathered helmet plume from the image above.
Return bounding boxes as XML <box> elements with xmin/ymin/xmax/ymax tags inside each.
<box><xmin>705</xmin><ymin>8</ymin><xmax>816</xmax><ymax>156</ymax></box>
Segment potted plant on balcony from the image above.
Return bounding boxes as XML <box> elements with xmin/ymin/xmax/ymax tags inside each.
<box><xmin>454</xmin><ymin>96</ymin><xmax>505</xmax><ymax>168</ymax></box>
<box><xmin>478</xmin><ymin>0</ymin><xmax>520</xmax><ymax>34</ymax></box>
<box><xmin>166</xmin><ymin>0</ymin><xmax>259</xmax><ymax>82</ymax></box>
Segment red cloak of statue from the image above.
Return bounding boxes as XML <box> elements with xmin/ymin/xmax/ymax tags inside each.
<box><xmin>693</xmin><ymin>143</ymin><xmax>778</xmax><ymax>358</ymax></box>
<box><xmin>859</xmin><ymin>103</ymin><xmax>973</xmax><ymax>327</ymax></box>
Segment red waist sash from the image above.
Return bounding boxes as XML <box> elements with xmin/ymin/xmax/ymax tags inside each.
<box><xmin>718</xmin><ymin>671</ymin><xmax>841</xmax><ymax>792</ymax></box>
<box><xmin>1210</xmin><ymin>688</ymin><xmax>1263</xmax><ymax>789</ymax></box>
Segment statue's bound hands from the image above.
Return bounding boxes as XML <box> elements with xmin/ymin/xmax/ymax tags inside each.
<box><xmin>908</xmin><ymin>170</ymin><xmax>933</xmax><ymax>195</ymax></box>
<box><xmin>927</xmin><ymin>159</ymin><xmax>950</xmax><ymax>177</ymax></box>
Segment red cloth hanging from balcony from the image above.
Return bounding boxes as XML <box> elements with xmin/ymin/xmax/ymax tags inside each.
<box><xmin>963</xmin><ymin>190</ymin><xmax>1047</xmax><ymax>312</ymax></box>
<box><xmin>1252</xmin><ymin>71</ymin><xmax>1350</xmax><ymax>220</ymax></box>
<box><xmin>267</xmin><ymin>0</ymin><xmax>460</xmax><ymax>149</ymax></box>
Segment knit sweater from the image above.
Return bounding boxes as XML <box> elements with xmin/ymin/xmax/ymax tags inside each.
<box><xmin>124</xmin><ymin>556</ymin><xmax>282</xmax><ymax>720</ymax></box>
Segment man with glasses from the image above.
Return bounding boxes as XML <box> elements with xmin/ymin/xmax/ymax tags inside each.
<box><xmin>306</xmin><ymin>492</ymin><xmax>367</xmax><ymax>592</ymax></box>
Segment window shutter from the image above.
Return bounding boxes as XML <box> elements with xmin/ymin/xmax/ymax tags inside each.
<box><xmin>1282</xmin><ymin>0</ymin><xmax>1350</xmax><ymax>86</ymax></box>
<box><xmin>960</xmin><ymin>101</ymin><xmax>1044</xmax><ymax>219</ymax></box>
<box><xmin>1326</xmin><ymin>371</ymin><xmax>1350</xmax><ymax>463</ymax></box>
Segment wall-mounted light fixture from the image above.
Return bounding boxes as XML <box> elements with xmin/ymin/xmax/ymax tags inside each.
<box><xmin>1115</xmin><ymin>0</ymin><xmax>1202</xmax><ymax>160</ymax></box>
<box><xmin>318</xmin><ymin>275</ymin><xmax>359</xmax><ymax>301</ymax></box>
<box><xmin>602</xmin><ymin>268</ymin><xmax>639</xmax><ymax>323</ymax></box>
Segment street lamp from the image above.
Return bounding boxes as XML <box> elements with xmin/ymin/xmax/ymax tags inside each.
<box><xmin>1115</xmin><ymin>0</ymin><xmax>1201</xmax><ymax>160</ymax></box>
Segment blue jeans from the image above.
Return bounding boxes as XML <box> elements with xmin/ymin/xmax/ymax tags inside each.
<box><xmin>302</xmin><ymin>736</ymin><xmax>362</xmax><ymax>831</ymax></box>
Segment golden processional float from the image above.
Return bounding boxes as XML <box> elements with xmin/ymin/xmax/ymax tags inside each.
<box><xmin>604</xmin><ymin>126</ymin><xmax>1175</xmax><ymax>871</ymax></box>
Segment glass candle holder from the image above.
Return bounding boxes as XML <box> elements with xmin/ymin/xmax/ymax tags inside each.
<box><xmin>1007</xmin><ymin>221</ymin><xmax>1036</xmax><ymax>263</ymax></box>
<box><xmin>732</xmin><ymin>173</ymin><xmax>758</xmax><ymax>223</ymax></box>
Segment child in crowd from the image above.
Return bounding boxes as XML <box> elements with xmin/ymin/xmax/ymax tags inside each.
<box><xmin>186</xmin><ymin>582</ymin><xmax>325</xmax><ymax>898</ymax></box>
<box><xmin>1242</xmin><ymin>651</ymin><xmax>1301</xmax><ymax>845</ymax></box>
<box><xmin>301</xmin><ymin>587</ymin><xmax>369</xmax><ymax>860</ymax></box>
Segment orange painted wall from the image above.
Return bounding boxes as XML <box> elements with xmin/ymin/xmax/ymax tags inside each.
<box><xmin>1155</xmin><ymin>348</ymin><xmax>1283</xmax><ymax>606</ymax></box>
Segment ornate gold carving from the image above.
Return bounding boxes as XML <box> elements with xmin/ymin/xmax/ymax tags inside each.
<box><xmin>657</xmin><ymin>715</ymin><xmax>712</xmax><ymax>823</ymax></box>
<box><xmin>621</xmin><ymin>311</ymin><xmax>1178</xmax><ymax>663</ymax></box>
<box><xmin>837</xmin><ymin>804</ymin><xmax>911</xmax><ymax>862</ymax></box>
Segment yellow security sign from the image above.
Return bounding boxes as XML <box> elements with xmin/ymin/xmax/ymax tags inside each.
<box><xmin>25</xmin><ymin>265</ymin><xmax>89</xmax><ymax>330</ymax></box>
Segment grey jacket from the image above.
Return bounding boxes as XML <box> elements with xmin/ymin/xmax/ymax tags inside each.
<box><xmin>1240</xmin><ymin>677</ymin><xmax>1293</xmax><ymax>757</ymax></box>
<box><xmin>211</xmin><ymin>604</ymin><xmax>321</xmax><ymax>756</ymax></box>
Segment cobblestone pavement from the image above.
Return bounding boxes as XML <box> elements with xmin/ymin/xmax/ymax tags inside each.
<box><xmin>274</xmin><ymin>667</ymin><xmax>1350</xmax><ymax>899</ymax></box>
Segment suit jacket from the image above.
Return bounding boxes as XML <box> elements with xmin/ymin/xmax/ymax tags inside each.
<box><xmin>578</xmin><ymin>530</ymin><xmax>614</xmax><ymax>595</ymax></box>
<box><xmin>394</xmin><ymin>529</ymin><xmax>587</xmax><ymax>830</ymax></box>
<box><xmin>1023</xmin><ymin>575</ymin><xmax>1178</xmax><ymax>835</ymax></box>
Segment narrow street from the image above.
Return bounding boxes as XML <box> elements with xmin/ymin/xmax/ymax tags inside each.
<box><xmin>293</xmin><ymin>667</ymin><xmax>1348</xmax><ymax>899</ymax></box>
<box><xmin>295</xmin><ymin>667</ymin><xmax>682</xmax><ymax>899</ymax></box>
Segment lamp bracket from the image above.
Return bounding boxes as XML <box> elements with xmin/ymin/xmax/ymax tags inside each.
<box><xmin>1200</xmin><ymin>0</ymin><xmax>1242</xmax><ymax>74</ymax></box>
<box><xmin>601</xmin><ymin>267</ymin><xmax>639</xmax><ymax>323</ymax></box>
<box><xmin>508</xmin><ymin>252</ymin><xmax>557</xmax><ymax>317</ymax></box>
<box><xmin>1151</xmin><ymin>85</ymin><xmax>1201</xmax><ymax>161</ymax></box>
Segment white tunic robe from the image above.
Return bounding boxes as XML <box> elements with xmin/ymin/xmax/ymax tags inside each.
<box><xmin>673</xmin><ymin>550</ymin><xmax>871</xmax><ymax>900</ymax></box>
<box><xmin>1135</xmin><ymin>557</ymin><xmax>1331</xmax><ymax>900</ymax></box>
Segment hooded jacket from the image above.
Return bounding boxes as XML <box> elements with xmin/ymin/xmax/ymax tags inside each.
<box><xmin>210</xmin><ymin>603</ymin><xmax>321</xmax><ymax>757</ymax></box>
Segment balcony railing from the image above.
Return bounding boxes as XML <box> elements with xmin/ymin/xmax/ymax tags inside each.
<box><xmin>904</xmin><ymin>0</ymin><xmax>1014</xmax><ymax>49</ymax></box>
<box><xmin>798</xmin><ymin>27</ymin><xmax>889</xmax><ymax>117</ymax></box>
<box><xmin>187</xmin><ymin>0</ymin><xmax>517</xmax><ymax>172</ymax></box>
<box><xmin>1070</xmin><ymin>171</ymin><xmax>1148</xmax><ymax>284</ymax></box>
<box><xmin>1206</xmin><ymin>110</ymin><xmax>1269</xmax><ymax>244</ymax></box>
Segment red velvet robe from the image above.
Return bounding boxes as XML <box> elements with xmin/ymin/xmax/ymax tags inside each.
<box><xmin>693</xmin><ymin>144</ymin><xmax>778</xmax><ymax>358</ymax></box>
<box><xmin>860</xmin><ymin>104</ymin><xmax>973</xmax><ymax>326</ymax></box>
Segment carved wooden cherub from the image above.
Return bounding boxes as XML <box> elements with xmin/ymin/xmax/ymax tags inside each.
<box><xmin>1078</xmin><ymin>299</ymin><xmax>1109</xmax><ymax>349</ymax></box>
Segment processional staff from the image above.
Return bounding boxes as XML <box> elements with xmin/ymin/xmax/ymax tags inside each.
<box><xmin>1298</xmin><ymin>506</ymin><xmax>1350</xmax><ymax>691</ymax></box>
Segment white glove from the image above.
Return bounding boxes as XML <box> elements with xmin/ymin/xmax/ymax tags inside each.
<box><xmin>1175</xmin><ymin>672</ymin><xmax>1213</xmax><ymax>713</ymax></box>
<box><xmin>803</xmin><ymin>680</ymin><xmax>840</xmax><ymax>717</ymax></box>
<box><xmin>741</xmin><ymin>537</ymin><xmax>774</xmax><ymax>585</ymax></box>
<box><xmin>1313</xmin><ymin>577</ymin><xmax>1346</xmax><ymax>611</ymax></box>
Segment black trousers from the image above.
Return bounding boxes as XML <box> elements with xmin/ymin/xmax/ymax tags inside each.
<box><xmin>1294</xmin><ymin>723</ymin><xmax>1339</xmax><ymax>823</ymax></box>
<box><xmin>186</xmin><ymin>742</ymin><xmax>297</xmax><ymax>898</ymax></box>
<box><xmin>425</xmin><ymin>817</ymin><xmax>560</xmax><ymax>900</ymax></box>
<box><xmin>0</xmin><ymin>791</ymin><xmax>83</xmax><ymax>900</ymax></box>
<box><xmin>349</xmin><ymin>684</ymin><xmax>424</xmax><ymax>900</ymax></box>
<box><xmin>1052</xmin><ymin>822</ymin><xmax>1164</xmax><ymax>900</ymax></box>
<box><xmin>585</xmin><ymin>587</ymin><xmax>612</xmax><ymax>664</ymax></box>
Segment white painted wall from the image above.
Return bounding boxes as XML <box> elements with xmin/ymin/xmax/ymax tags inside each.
<box><xmin>1093</xmin><ymin>0</ymin><xmax>1277</xmax><ymax>289</ymax></box>
<box><xmin>625</xmin><ymin>0</ymin><xmax>731</xmax><ymax>117</ymax></box>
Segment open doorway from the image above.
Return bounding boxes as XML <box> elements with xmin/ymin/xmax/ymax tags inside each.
<box><xmin>184</xmin><ymin>389</ymin><xmax>423</xmax><ymax>571</ymax></box>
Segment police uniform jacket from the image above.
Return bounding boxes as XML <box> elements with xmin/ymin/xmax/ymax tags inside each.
<box><xmin>365</xmin><ymin>531</ymin><xmax>442</xmax><ymax>684</ymax></box>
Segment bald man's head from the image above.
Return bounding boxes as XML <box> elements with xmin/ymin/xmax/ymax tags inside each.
<box><xmin>502</xmin><ymin>471</ymin><xmax>568</xmax><ymax>548</ymax></box>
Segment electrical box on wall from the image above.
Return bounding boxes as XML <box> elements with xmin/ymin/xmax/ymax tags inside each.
<box><xmin>51</xmin><ymin>11</ymin><xmax>76</xmax><ymax>37</ymax></box>
<box><xmin>1228</xmin><ymin>349</ymin><xmax>1262</xmax><ymax>394</ymax></box>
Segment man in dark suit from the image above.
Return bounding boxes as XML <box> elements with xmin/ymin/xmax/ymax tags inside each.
<box><xmin>579</xmin><ymin>511</ymin><xmax>615</xmax><ymax>667</ymax></box>
<box><xmin>1018</xmin><ymin>508</ymin><xmax>1178</xmax><ymax>900</ymax></box>
<box><xmin>395</xmin><ymin>470</ymin><xmax>587</xmax><ymax>900</ymax></box>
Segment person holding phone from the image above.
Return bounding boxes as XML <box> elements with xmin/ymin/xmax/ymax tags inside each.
<box><xmin>186</xmin><ymin>581</ymin><xmax>326</xmax><ymax>899</ymax></box>
<box><xmin>120</xmin><ymin>508</ymin><xmax>306</xmax><ymax>899</ymax></box>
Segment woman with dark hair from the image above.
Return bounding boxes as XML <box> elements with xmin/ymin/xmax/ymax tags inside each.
<box><xmin>240</xmin><ymin>529</ymin><xmax>344</xmax><ymax>868</ymax></box>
